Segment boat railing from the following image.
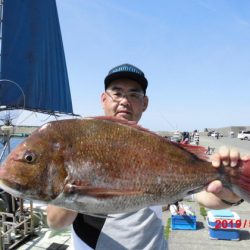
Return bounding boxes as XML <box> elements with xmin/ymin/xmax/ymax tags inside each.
<box><xmin>0</xmin><ymin>142</ymin><xmax>8</xmax><ymax>163</ymax></box>
<box><xmin>0</xmin><ymin>200</ymin><xmax>41</xmax><ymax>250</ymax></box>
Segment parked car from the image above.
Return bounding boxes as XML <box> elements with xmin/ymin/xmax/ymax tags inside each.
<box><xmin>207</xmin><ymin>131</ymin><xmax>214</xmax><ymax>136</ymax></box>
<box><xmin>237</xmin><ymin>131</ymin><xmax>250</xmax><ymax>140</ymax></box>
<box><xmin>170</xmin><ymin>132</ymin><xmax>182</xmax><ymax>143</ymax></box>
<box><xmin>211</xmin><ymin>132</ymin><xmax>223</xmax><ymax>138</ymax></box>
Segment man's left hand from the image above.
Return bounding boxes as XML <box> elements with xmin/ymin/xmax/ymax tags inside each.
<box><xmin>195</xmin><ymin>146</ymin><xmax>247</xmax><ymax>208</ymax></box>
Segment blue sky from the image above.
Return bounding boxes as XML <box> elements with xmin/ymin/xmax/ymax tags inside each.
<box><xmin>18</xmin><ymin>0</ymin><xmax>250</xmax><ymax>132</ymax></box>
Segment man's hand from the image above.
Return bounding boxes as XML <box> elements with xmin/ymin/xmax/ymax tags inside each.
<box><xmin>207</xmin><ymin>146</ymin><xmax>241</xmax><ymax>202</ymax></box>
<box><xmin>195</xmin><ymin>146</ymin><xmax>247</xmax><ymax>209</ymax></box>
<box><xmin>46</xmin><ymin>205</ymin><xmax>78</xmax><ymax>229</ymax></box>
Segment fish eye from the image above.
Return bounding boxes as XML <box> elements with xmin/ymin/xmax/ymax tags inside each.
<box><xmin>24</xmin><ymin>152</ymin><xmax>37</xmax><ymax>163</ymax></box>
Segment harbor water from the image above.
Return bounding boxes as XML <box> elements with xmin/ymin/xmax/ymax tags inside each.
<box><xmin>0</xmin><ymin>137</ymin><xmax>25</xmax><ymax>163</ymax></box>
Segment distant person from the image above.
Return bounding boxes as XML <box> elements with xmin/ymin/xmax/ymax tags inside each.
<box><xmin>216</xmin><ymin>132</ymin><xmax>219</xmax><ymax>139</ymax></box>
<box><xmin>206</xmin><ymin>146</ymin><xmax>215</xmax><ymax>155</ymax></box>
<box><xmin>193</xmin><ymin>132</ymin><xmax>199</xmax><ymax>146</ymax></box>
<box><xmin>47</xmin><ymin>63</ymin><xmax>246</xmax><ymax>250</ymax></box>
<box><xmin>230</xmin><ymin>131</ymin><xmax>235</xmax><ymax>138</ymax></box>
<box><xmin>181</xmin><ymin>137</ymin><xmax>189</xmax><ymax>144</ymax></box>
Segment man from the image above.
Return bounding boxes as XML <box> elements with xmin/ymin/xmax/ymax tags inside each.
<box><xmin>47</xmin><ymin>63</ymin><xmax>245</xmax><ymax>249</ymax></box>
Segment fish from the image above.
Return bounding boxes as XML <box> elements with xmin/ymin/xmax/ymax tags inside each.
<box><xmin>0</xmin><ymin>116</ymin><xmax>249</xmax><ymax>215</ymax></box>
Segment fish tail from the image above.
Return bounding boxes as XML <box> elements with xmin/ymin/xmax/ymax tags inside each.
<box><xmin>231</xmin><ymin>159</ymin><xmax>250</xmax><ymax>202</ymax></box>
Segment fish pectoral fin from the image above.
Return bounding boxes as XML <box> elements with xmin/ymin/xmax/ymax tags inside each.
<box><xmin>64</xmin><ymin>184</ymin><xmax>143</xmax><ymax>198</ymax></box>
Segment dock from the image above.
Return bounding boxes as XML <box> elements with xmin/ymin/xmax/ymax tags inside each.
<box><xmin>165</xmin><ymin>201</ymin><xmax>250</xmax><ymax>250</ymax></box>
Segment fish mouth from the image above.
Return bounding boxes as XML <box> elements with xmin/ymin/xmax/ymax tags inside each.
<box><xmin>0</xmin><ymin>179</ymin><xmax>54</xmax><ymax>202</ymax></box>
<box><xmin>0</xmin><ymin>179</ymin><xmax>24</xmax><ymax>198</ymax></box>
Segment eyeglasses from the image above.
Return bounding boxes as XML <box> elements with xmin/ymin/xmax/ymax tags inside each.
<box><xmin>105</xmin><ymin>89</ymin><xmax>144</xmax><ymax>102</ymax></box>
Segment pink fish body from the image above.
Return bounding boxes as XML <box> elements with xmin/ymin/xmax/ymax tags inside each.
<box><xmin>0</xmin><ymin>117</ymin><xmax>249</xmax><ymax>214</ymax></box>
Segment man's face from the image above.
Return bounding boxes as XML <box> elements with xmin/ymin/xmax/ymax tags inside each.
<box><xmin>101</xmin><ymin>79</ymin><xmax>148</xmax><ymax>122</ymax></box>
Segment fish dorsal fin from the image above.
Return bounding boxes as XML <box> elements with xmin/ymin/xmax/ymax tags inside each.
<box><xmin>177</xmin><ymin>143</ymin><xmax>209</xmax><ymax>161</ymax></box>
<box><xmin>88</xmin><ymin>116</ymin><xmax>137</xmax><ymax>126</ymax></box>
<box><xmin>87</xmin><ymin>116</ymin><xmax>158</xmax><ymax>136</ymax></box>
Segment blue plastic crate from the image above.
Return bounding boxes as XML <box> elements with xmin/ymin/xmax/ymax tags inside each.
<box><xmin>171</xmin><ymin>215</ymin><xmax>196</xmax><ymax>230</ymax></box>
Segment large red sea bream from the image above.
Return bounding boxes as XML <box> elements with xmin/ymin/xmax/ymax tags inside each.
<box><xmin>0</xmin><ymin>117</ymin><xmax>249</xmax><ymax>214</ymax></box>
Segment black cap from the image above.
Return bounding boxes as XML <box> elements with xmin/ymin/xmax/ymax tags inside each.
<box><xmin>104</xmin><ymin>63</ymin><xmax>148</xmax><ymax>94</ymax></box>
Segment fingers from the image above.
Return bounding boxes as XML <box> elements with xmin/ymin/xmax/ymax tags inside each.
<box><xmin>211</xmin><ymin>153</ymin><xmax>220</xmax><ymax>168</ymax></box>
<box><xmin>206</xmin><ymin>179</ymin><xmax>241</xmax><ymax>203</ymax></box>
<box><xmin>211</xmin><ymin>146</ymin><xmax>240</xmax><ymax>168</ymax></box>
<box><xmin>229</xmin><ymin>148</ymin><xmax>240</xmax><ymax>167</ymax></box>
<box><xmin>208</xmin><ymin>146</ymin><xmax>244</xmax><ymax>205</ymax></box>
<box><xmin>242</xmin><ymin>155</ymin><xmax>250</xmax><ymax>161</ymax></box>
<box><xmin>207</xmin><ymin>180</ymin><xmax>223</xmax><ymax>193</ymax></box>
<box><xmin>217</xmin><ymin>146</ymin><xmax>230</xmax><ymax>166</ymax></box>
<box><xmin>209</xmin><ymin>185</ymin><xmax>241</xmax><ymax>202</ymax></box>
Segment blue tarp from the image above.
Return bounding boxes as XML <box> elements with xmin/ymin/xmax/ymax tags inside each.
<box><xmin>0</xmin><ymin>0</ymin><xmax>73</xmax><ymax>114</ymax></box>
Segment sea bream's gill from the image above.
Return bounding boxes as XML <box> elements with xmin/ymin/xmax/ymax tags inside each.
<box><xmin>0</xmin><ymin>117</ymin><xmax>249</xmax><ymax>214</ymax></box>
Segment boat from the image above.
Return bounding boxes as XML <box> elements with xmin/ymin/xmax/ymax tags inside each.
<box><xmin>0</xmin><ymin>0</ymin><xmax>74</xmax><ymax>248</ymax></box>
